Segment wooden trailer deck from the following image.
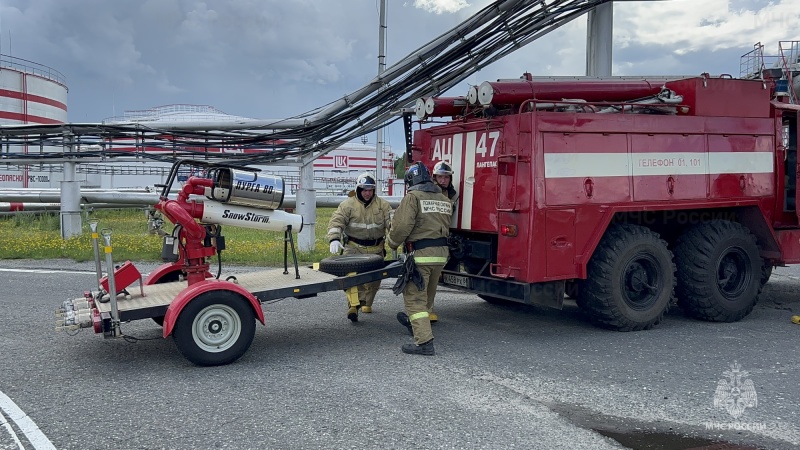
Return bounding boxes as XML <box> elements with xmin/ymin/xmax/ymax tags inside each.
<box><xmin>95</xmin><ymin>263</ymin><xmax>402</xmax><ymax>321</ymax></box>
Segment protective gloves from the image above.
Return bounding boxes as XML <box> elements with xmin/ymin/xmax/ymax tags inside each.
<box><xmin>329</xmin><ymin>240</ymin><xmax>343</xmax><ymax>254</ymax></box>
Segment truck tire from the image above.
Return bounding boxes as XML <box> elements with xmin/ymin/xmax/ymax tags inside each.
<box><xmin>674</xmin><ymin>221</ymin><xmax>762</xmax><ymax>322</ymax></box>
<box><xmin>579</xmin><ymin>224</ymin><xmax>675</xmax><ymax>331</ymax></box>
<box><xmin>173</xmin><ymin>290</ymin><xmax>256</xmax><ymax>366</ymax></box>
<box><xmin>761</xmin><ymin>264</ymin><xmax>773</xmax><ymax>288</ymax></box>
<box><xmin>318</xmin><ymin>254</ymin><xmax>385</xmax><ymax>277</ymax></box>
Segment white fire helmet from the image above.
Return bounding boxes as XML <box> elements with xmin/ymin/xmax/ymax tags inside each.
<box><xmin>433</xmin><ymin>161</ymin><xmax>453</xmax><ymax>176</ymax></box>
<box><xmin>356</xmin><ymin>172</ymin><xmax>376</xmax><ymax>190</ymax></box>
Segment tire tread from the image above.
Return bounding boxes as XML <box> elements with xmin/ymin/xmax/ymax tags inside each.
<box><xmin>674</xmin><ymin>220</ymin><xmax>762</xmax><ymax>322</ymax></box>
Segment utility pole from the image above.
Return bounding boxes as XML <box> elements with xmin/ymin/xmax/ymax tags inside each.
<box><xmin>376</xmin><ymin>0</ymin><xmax>387</xmax><ymax>191</ymax></box>
<box><xmin>586</xmin><ymin>2</ymin><xmax>613</xmax><ymax>77</ymax></box>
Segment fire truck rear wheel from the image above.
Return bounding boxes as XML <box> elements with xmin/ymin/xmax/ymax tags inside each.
<box><xmin>579</xmin><ymin>224</ymin><xmax>675</xmax><ymax>331</ymax></box>
<box><xmin>761</xmin><ymin>264</ymin><xmax>773</xmax><ymax>288</ymax></box>
<box><xmin>173</xmin><ymin>291</ymin><xmax>256</xmax><ymax>366</ymax></box>
<box><xmin>674</xmin><ymin>220</ymin><xmax>762</xmax><ymax>323</ymax></box>
<box><xmin>319</xmin><ymin>254</ymin><xmax>385</xmax><ymax>277</ymax></box>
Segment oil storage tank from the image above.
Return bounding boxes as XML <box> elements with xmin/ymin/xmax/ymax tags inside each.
<box><xmin>0</xmin><ymin>54</ymin><xmax>68</xmax><ymax>188</ymax></box>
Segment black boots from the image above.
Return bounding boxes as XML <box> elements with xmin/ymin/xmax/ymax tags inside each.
<box><xmin>347</xmin><ymin>305</ymin><xmax>359</xmax><ymax>322</ymax></box>
<box><xmin>397</xmin><ymin>312</ymin><xmax>435</xmax><ymax>355</ymax></box>
<box><xmin>402</xmin><ymin>339</ymin><xmax>435</xmax><ymax>356</ymax></box>
<box><xmin>396</xmin><ymin>312</ymin><xmax>413</xmax><ymax>335</ymax></box>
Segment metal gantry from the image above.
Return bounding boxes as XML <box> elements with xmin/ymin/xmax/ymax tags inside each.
<box><xmin>1</xmin><ymin>0</ymin><xmax>623</xmax><ymax>166</ymax></box>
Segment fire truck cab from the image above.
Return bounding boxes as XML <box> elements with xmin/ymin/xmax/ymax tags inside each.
<box><xmin>411</xmin><ymin>71</ymin><xmax>800</xmax><ymax>331</ymax></box>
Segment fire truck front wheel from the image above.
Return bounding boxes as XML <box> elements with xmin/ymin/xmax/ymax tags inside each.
<box><xmin>674</xmin><ymin>220</ymin><xmax>762</xmax><ymax>323</ymax></box>
<box><xmin>579</xmin><ymin>224</ymin><xmax>675</xmax><ymax>331</ymax></box>
<box><xmin>173</xmin><ymin>291</ymin><xmax>256</xmax><ymax>366</ymax></box>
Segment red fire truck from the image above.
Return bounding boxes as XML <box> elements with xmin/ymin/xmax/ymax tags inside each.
<box><xmin>409</xmin><ymin>71</ymin><xmax>800</xmax><ymax>331</ymax></box>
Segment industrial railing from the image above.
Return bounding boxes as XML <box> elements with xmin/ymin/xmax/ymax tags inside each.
<box><xmin>0</xmin><ymin>53</ymin><xmax>67</xmax><ymax>88</ymax></box>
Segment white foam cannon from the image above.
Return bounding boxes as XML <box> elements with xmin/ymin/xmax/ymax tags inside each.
<box><xmin>200</xmin><ymin>201</ymin><xmax>302</xmax><ymax>232</ymax></box>
<box><xmin>205</xmin><ymin>168</ymin><xmax>300</xmax><ymax>232</ymax></box>
<box><xmin>170</xmin><ymin>167</ymin><xmax>302</xmax><ymax>233</ymax></box>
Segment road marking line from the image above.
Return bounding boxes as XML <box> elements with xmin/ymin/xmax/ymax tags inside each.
<box><xmin>0</xmin><ymin>391</ymin><xmax>56</xmax><ymax>450</ymax></box>
<box><xmin>0</xmin><ymin>268</ymin><xmax>95</xmax><ymax>275</ymax></box>
<box><xmin>0</xmin><ymin>409</ymin><xmax>25</xmax><ymax>450</ymax></box>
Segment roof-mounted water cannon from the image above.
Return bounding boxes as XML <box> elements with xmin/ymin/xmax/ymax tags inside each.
<box><xmin>424</xmin><ymin>96</ymin><xmax>468</xmax><ymax>119</ymax></box>
<box><xmin>415</xmin><ymin>98</ymin><xmax>428</xmax><ymax>120</ymax></box>
<box><xmin>467</xmin><ymin>86</ymin><xmax>479</xmax><ymax>105</ymax></box>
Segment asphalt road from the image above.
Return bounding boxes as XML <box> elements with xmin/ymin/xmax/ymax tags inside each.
<box><xmin>0</xmin><ymin>259</ymin><xmax>798</xmax><ymax>450</ymax></box>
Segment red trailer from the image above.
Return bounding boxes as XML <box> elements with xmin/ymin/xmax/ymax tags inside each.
<box><xmin>409</xmin><ymin>72</ymin><xmax>800</xmax><ymax>331</ymax></box>
<box><xmin>55</xmin><ymin>160</ymin><xmax>401</xmax><ymax>366</ymax></box>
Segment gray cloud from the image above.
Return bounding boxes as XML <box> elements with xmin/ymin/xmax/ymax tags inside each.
<box><xmin>1</xmin><ymin>0</ymin><xmax>795</xmax><ymax>147</ymax></box>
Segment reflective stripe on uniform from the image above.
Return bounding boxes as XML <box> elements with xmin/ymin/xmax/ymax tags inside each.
<box><xmin>413</xmin><ymin>256</ymin><xmax>447</xmax><ymax>263</ymax></box>
<box><xmin>347</xmin><ymin>222</ymin><xmax>383</xmax><ymax>229</ymax></box>
<box><xmin>328</xmin><ymin>227</ymin><xmax>342</xmax><ymax>234</ymax></box>
<box><xmin>409</xmin><ymin>311</ymin><xmax>429</xmax><ymax>321</ymax></box>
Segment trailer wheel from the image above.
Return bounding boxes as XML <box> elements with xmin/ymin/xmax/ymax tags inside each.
<box><xmin>674</xmin><ymin>221</ymin><xmax>762</xmax><ymax>322</ymax></box>
<box><xmin>173</xmin><ymin>290</ymin><xmax>256</xmax><ymax>366</ymax></box>
<box><xmin>318</xmin><ymin>254</ymin><xmax>385</xmax><ymax>277</ymax></box>
<box><xmin>146</xmin><ymin>271</ymin><xmax>183</xmax><ymax>326</ymax></box>
<box><xmin>579</xmin><ymin>224</ymin><xmax>675</xmax><ymax>331</ymax></box>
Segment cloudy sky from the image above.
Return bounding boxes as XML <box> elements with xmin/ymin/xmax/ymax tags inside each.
<box><xmin>2</xmin><ymin>0</ymin><xmax>798</xmax><ymax>155</ymax></box>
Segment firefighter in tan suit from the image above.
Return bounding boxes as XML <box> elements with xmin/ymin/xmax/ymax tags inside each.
<box><xmin>327</xmin><ymin>172</ymin><xmax>393</xmax><ymax>321</ymax></box>
<box><xmin>429</xmin><ymin>160</ymin><xmax>458</xmax><ymax>323</ymax></box>
<box><xmin>433</xmin><ymin>161</ymin><xmax>459</xmax><ymax>204</ymax></box>
<box><xmin>388</xmin><ymin>162</ymin><xmax>452</xmax><ymax>356</ymax></box>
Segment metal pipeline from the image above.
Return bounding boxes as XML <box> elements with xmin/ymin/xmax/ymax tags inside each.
<box><xmin>476</xmin><ymin>79</ymin><xmax>673</xmax><ymax>106</ymax></box>
<box><xmin>423</xmin><ymin>96</ymin><xmax>468</xmax><ymax>119</ymax></box>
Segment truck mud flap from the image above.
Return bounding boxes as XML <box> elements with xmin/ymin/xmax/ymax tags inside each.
<box><xmin>440</xmin><ymin>270</ymin><xmax>564</xmax><ymax>309</ymax></box>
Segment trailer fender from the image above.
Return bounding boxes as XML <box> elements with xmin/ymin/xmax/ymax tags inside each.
<box><xmin>145</xmin><ymin>263</ymin><xmax>213</xmax><ymax>285</ymax></box>
<box><xmin>146</xmin><ymin>263</ymin><xmax>183</xmax><ymax>285</ymax></box>
<box><xmin>162</xmin><ymin>280</ymin><xmax>265</xmax><ymax>338</ymax></box>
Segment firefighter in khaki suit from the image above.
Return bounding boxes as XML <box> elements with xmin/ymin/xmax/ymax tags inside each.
<box><xmin>327</xmin><ymin>172</ymin><xmax>393</xmax><ymax>321</ymax></box>
<box><xmin>433</xmin><ymin>161</ymin><xmax>459</xmax><ymax>204</ymax></box>
<box><xmin>429</xmin><ymin>160</ymin><xmax>458</xmax><ymax>323</ymax></box>
<box><xmin>388</xmin><ymin>162</ymin><xmax>452</xmax><ymax>356</ymax></box>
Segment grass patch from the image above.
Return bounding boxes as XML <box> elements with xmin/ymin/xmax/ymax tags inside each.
<box><xmin>0</xmin><ymin>207</ymin><xmax>337</xmax><ymax>266</ymax></box>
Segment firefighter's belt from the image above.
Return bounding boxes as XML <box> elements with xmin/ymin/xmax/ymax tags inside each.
<box><xmin>406</xmin><ymin>237</ymin><xmax>448</xmax><ymax>251</ymax></box>
<box><xmin>392</xmin><ymin>254</ymin><xmax>425</xmax><ymax>295</ymax></box>
<box><xmin>348</xmin><ymin>236</ymin><xmax>385</xmax><ymax>246</ymax></box>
